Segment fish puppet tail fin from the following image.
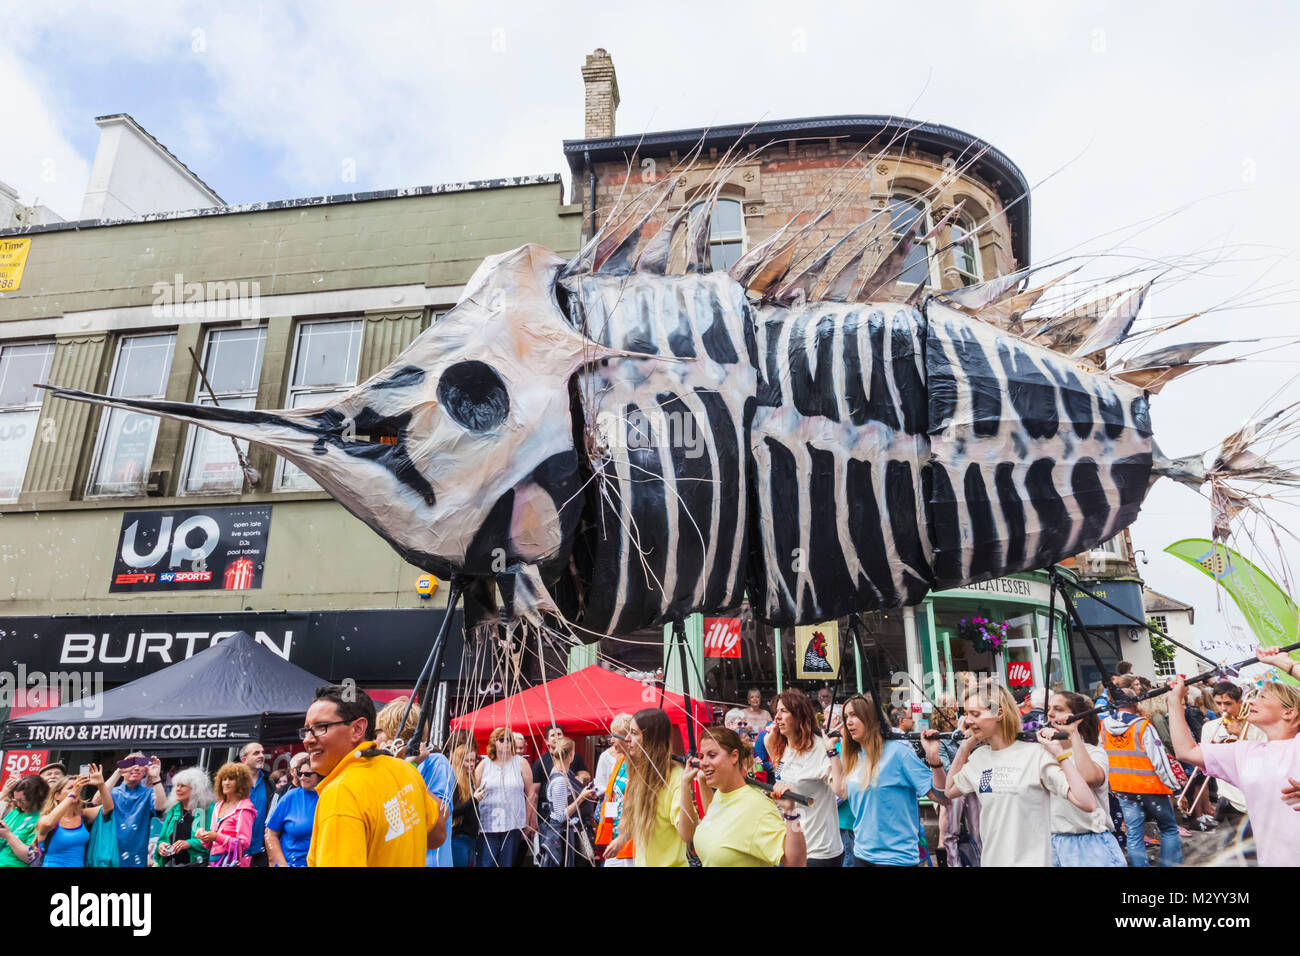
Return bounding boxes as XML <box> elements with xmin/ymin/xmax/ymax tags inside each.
<box><xmin>1152</xmin><ymin>401</ymin><xmax>1300</xmax><ymax>540</ymax></box>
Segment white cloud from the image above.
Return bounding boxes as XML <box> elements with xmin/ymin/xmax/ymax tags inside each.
<box><xmin>0</xmin><ymin>49</ymin><xmax>90</xmax><ymax>218</ymax></box>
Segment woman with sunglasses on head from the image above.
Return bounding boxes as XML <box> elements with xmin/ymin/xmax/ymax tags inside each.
<box><xmin>832</xmin><ymin>694</ymin><xmax>947</xmax><ymax>867</ymax></box>
<box><xmin>765</xmin><ymin>689</ymin><xmax>844</xmax><ymax>866</ymax></box>
<box><xmin>1044</xmin><ymin>692</ymin><xmax>1126</xmax><ymax>867</ymax></box>
<box><xmin>945</xmin><ymin>679</ymin><xmax>1097</xmax><ymax>866</ymax></box>
<box><xmin>680</xmin><ymin>726</ymin><xmax>805</xmax><ymax>867</ymax></box>
<box><xmin>474</xmin><ymin>727</ymin><xmax>533</xmax><ymax>867</ymax></box>
<box><xmin>266</xmin><ymin>761</ymin><xmax>320</xmax><ymax>867</ymax></box>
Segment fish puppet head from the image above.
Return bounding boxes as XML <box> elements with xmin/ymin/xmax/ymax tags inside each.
<box><xmin>46</xmin><ymin>244</ymin><xmax>619</xmax><ymax>622</ymax></box>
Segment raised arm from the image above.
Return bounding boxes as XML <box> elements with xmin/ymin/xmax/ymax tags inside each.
<box><xmin>37</xmin><ymin>786</ymin><xmax>80</xmax><ymax>838</ymax></box>
<box><xmin>90</xmin><ymin>766</ymin><xmax>121</xmax><ymax>807</ymax></box>
<box><xmin>1258</xmin><ymin>646</ymin><xmax>1298</xmax><ymax>679</ymax></box>
<box><xmin>943</xmin><ymin>735</ymin><xmax>976</xmax><ymax>799</ymax></box>
<box><xmin>919</xmin><ymin>735</ymin><xmax>950</xmax><ymax>808</ymax></box>
<box><xmin>84</xmin><ymin>764</ymin><xmax>113</xmax><ymax>818</ymax></box>
<box><xmin>1166</xmin><ymin>677</ymin><xmax>1204</xmax><ymax>769</ymax></box>
<box><xmin>148</xmin><ymin>758</ymin><xmax>166</xmax><ymax>811</ymax></box>
<box><xmin>1062</xmin><ymin>726</ymin><xmax>1107</xmax><ymax>788</ymax></box>
<box><xmin>1038</xmin><ymin>731</ymin><xmax>1096</xmax><ymax>812</ymax></box>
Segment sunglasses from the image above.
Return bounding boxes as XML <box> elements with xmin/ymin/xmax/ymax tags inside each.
<box><xmin>297</xmin><ymin>769</ymin><xmax>320</xmax><ymax>778</ymax></box>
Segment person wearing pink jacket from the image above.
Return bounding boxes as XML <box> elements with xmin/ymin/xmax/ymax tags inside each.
<box><xmin>197</xmin><ymin>763</ymin><xmax>256</xmax><ymax>867</ymax></box>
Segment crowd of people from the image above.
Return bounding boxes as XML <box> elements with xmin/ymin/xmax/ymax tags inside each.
<box><xmin>0</xmin><ymin>646</ymin><xmax>1295</xmax><ymax>867</ymax></box>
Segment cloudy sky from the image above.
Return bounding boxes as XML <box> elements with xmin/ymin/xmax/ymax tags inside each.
<box><xmin>4</xmin><ymin>2</ymin><xmax>1298</xmax><ymax>657</ymax></box>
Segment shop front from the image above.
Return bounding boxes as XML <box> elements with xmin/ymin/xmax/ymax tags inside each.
<box><xmin>0</xmin><ymin>607</ymin><xmax>467</xmax><ymax>774</ymax></box>
<box><xmin>920</xmin><ymin>571</ymin><xmax>1076</xmax><ymax>710</ymax></box>
<box><xmin>615</xmin><ymin>569</ymin><xmax>1077</xmax><ymax>731</ymax></box>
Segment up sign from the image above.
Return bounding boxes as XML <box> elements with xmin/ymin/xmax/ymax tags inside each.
<box><xmin>108</xmin><ymin>505</ymin><xmax>272</xmax><ymax>593</ymax></box>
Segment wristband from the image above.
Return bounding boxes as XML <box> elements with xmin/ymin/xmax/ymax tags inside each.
<box><xmin>1055</xmin><ymin>751</ymin><xmax>1073</xmax><ymax>763</ymax></box>
<box><xmin>826</xmin><ymin>749</ymin><xmax>840</xmax><ymax>759</ymax></box>
<box><xmin>781</xmin><ymin>813</ymin><xmax>801</xmax><ymax>822</ymax></box>
<box><xmin>927</xmin><ymin>761</ymin><xmax>943</xmax><ymax>769</ymax></box>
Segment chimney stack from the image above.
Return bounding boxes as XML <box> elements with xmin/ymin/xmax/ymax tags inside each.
<box><xmin>582</xmin><ymin>49</ymin><xmax>620</xmax><ymax>138</ymax></box>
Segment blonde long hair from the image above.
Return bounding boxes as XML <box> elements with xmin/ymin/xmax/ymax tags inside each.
<box><xmin>966</xmin><ymin>679</ymin><xmax>1021</xmax><ymax>745</ymax></box>
<box><xmin>451</xmin><ymin>742</ymin><xmax>477</xmax><ymax>804</ymax></box>
<box><xmin>621</xmin><ymin>708</ymin><xmax>676</xmax><ymax>848</ymax></box>
<box><xmin>840</xmin><ymin>695</ymin><xmax>885</xmax><ymax>785</ymax></box>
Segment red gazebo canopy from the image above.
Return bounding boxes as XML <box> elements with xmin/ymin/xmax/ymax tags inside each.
<box><xmin>449</xmin><ymin>665</ymin><xmax>711</xmax><ymax>746</ymax></box>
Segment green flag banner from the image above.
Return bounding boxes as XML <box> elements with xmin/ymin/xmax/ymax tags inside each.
<box><xmin>1164</xmin><ymin>538</ymin><xmax>1299</xmax><ymax>684</ymax></box>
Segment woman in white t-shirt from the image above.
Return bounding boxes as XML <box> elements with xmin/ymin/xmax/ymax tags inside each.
<box><xmin>765</xmin><ymin>688</ymin><xmax>843</xmax><ymax>866</ymax></box>
<box><xmin>945</xmin><ymin>680</ymin><xmax>1097</xmax><ymax>867</ymax></box>
<box><xmin>1044</xmin><ymin>691</ymin><xmax>1125</xmax><ymax>867</ymax></box>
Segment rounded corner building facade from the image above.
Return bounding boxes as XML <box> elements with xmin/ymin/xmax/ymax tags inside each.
<box><xmin>565</xmin><ymin>111</ymin><xmax>1082</xmax><ymax>723</ymax></box>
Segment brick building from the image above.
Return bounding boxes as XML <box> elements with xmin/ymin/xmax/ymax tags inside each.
<box><xmin>560</xmin><ymin>50</ymin><xmax>1103</xmax><ymax>716</ymax></box>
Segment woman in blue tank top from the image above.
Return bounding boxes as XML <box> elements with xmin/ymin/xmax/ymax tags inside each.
<box><xmin>36</xmin><ymin>764</ymin><xmax>114</xmax><ymax>867</ymax></box>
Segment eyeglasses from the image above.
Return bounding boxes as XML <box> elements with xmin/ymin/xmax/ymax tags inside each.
<box><xmin>297</xmin><ymin>720</ymin><xmax>352</xmax><ymax>740</ymax></box>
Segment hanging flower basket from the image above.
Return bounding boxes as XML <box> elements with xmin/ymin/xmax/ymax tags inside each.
<box><xmin>958</xmin><ymin>617</ymin><xmax>1009</xmax><ymax>653</ymax></box>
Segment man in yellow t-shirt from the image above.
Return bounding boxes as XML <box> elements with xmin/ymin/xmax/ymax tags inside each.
<box><xmin>302</xmin><ymin>685</ymin><xmax>445</xmax><ymax>867</ymax></box>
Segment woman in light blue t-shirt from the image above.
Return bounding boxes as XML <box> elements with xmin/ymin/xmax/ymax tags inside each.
<box><xmin>834</xmin><ymin>695</ymin><xmax>948</xmax><ymax>867</ymax></box>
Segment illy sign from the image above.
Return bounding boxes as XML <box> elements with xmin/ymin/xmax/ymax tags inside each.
<box><xmin>1007</xmin><ymin>661</ymin><xmax>1033</xmax><ymax>687</ymax></box>
<box><xmin>703</xmin><ymin>618</ymin><xmax>741</xmax><ymax>659</ymax></box>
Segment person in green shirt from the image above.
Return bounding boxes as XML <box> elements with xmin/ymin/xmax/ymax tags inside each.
<box><xmin>0</xmin><ymin>775</ymin><xmax>51</xmax><ymax>867</ymax></box>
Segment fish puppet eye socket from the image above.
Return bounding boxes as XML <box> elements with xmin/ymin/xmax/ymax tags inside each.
<box><xmin>436</xmin><ymin>360</ymin><xmax>510</xmax><ymax>432</ymax></box>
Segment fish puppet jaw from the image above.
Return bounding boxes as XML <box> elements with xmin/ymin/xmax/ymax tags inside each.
<box><xmin>43</xmin><ymin>244</ymin><xmax>623</xmax><ymax>613</ymax></box>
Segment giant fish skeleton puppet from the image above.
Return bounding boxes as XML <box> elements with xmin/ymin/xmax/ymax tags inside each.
<box><xmin>46</xmin><ymin>154</ymin><xmax>1298</xmax><ymax>646</ymax></box>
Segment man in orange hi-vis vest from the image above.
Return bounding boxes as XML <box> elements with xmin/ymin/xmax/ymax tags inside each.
<box><xmin>1101</xmin><ymin>676</ymin><xmax>1182</xmax><ymax>867</ymax></box>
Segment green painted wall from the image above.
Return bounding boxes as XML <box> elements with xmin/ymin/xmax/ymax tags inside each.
<box><xmin>0</xmin><ymin>181</ymin><xmax>580</xmax><ymax>322</ymax></box>
<box><xmin>1</xmin><ymin>499</ymin><xmax>447</xmax><ymax>615</ymax></box>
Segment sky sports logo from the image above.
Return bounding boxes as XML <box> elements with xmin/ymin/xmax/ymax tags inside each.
<box><xmin>113</xmin><ymin>571</ymin><xmax>213</xmax><ymax>584</ymax></box>
<box><xmin>159</xmin><ymin>571</ymin><xmax>212</xmax><ymax>583</ymax></box>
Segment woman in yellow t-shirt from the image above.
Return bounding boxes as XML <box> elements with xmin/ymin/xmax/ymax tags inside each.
<box><xmin>608</xmin><ymin>708</ymin><xmax>691</xmax><ymax>867</ymax></box>
<box><xmin>685</xmin><ymin>726</ymin><xmax>806</xmax><ymax>867</ymax></box>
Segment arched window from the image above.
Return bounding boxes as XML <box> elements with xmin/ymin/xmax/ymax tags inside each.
<box><xmin>689</xmin><ymin>198</ymin><xmax>746</xmax><ymax>270</ymax></box>
<box><xmin>950</xmin><ymin>212</ymin><xmax>983</xmax><ymax>286</ymax></box>
<box><xmin>888</xmin><ymin>190</ymin><xmax>935</xmax><ymax>287</ymax></box>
